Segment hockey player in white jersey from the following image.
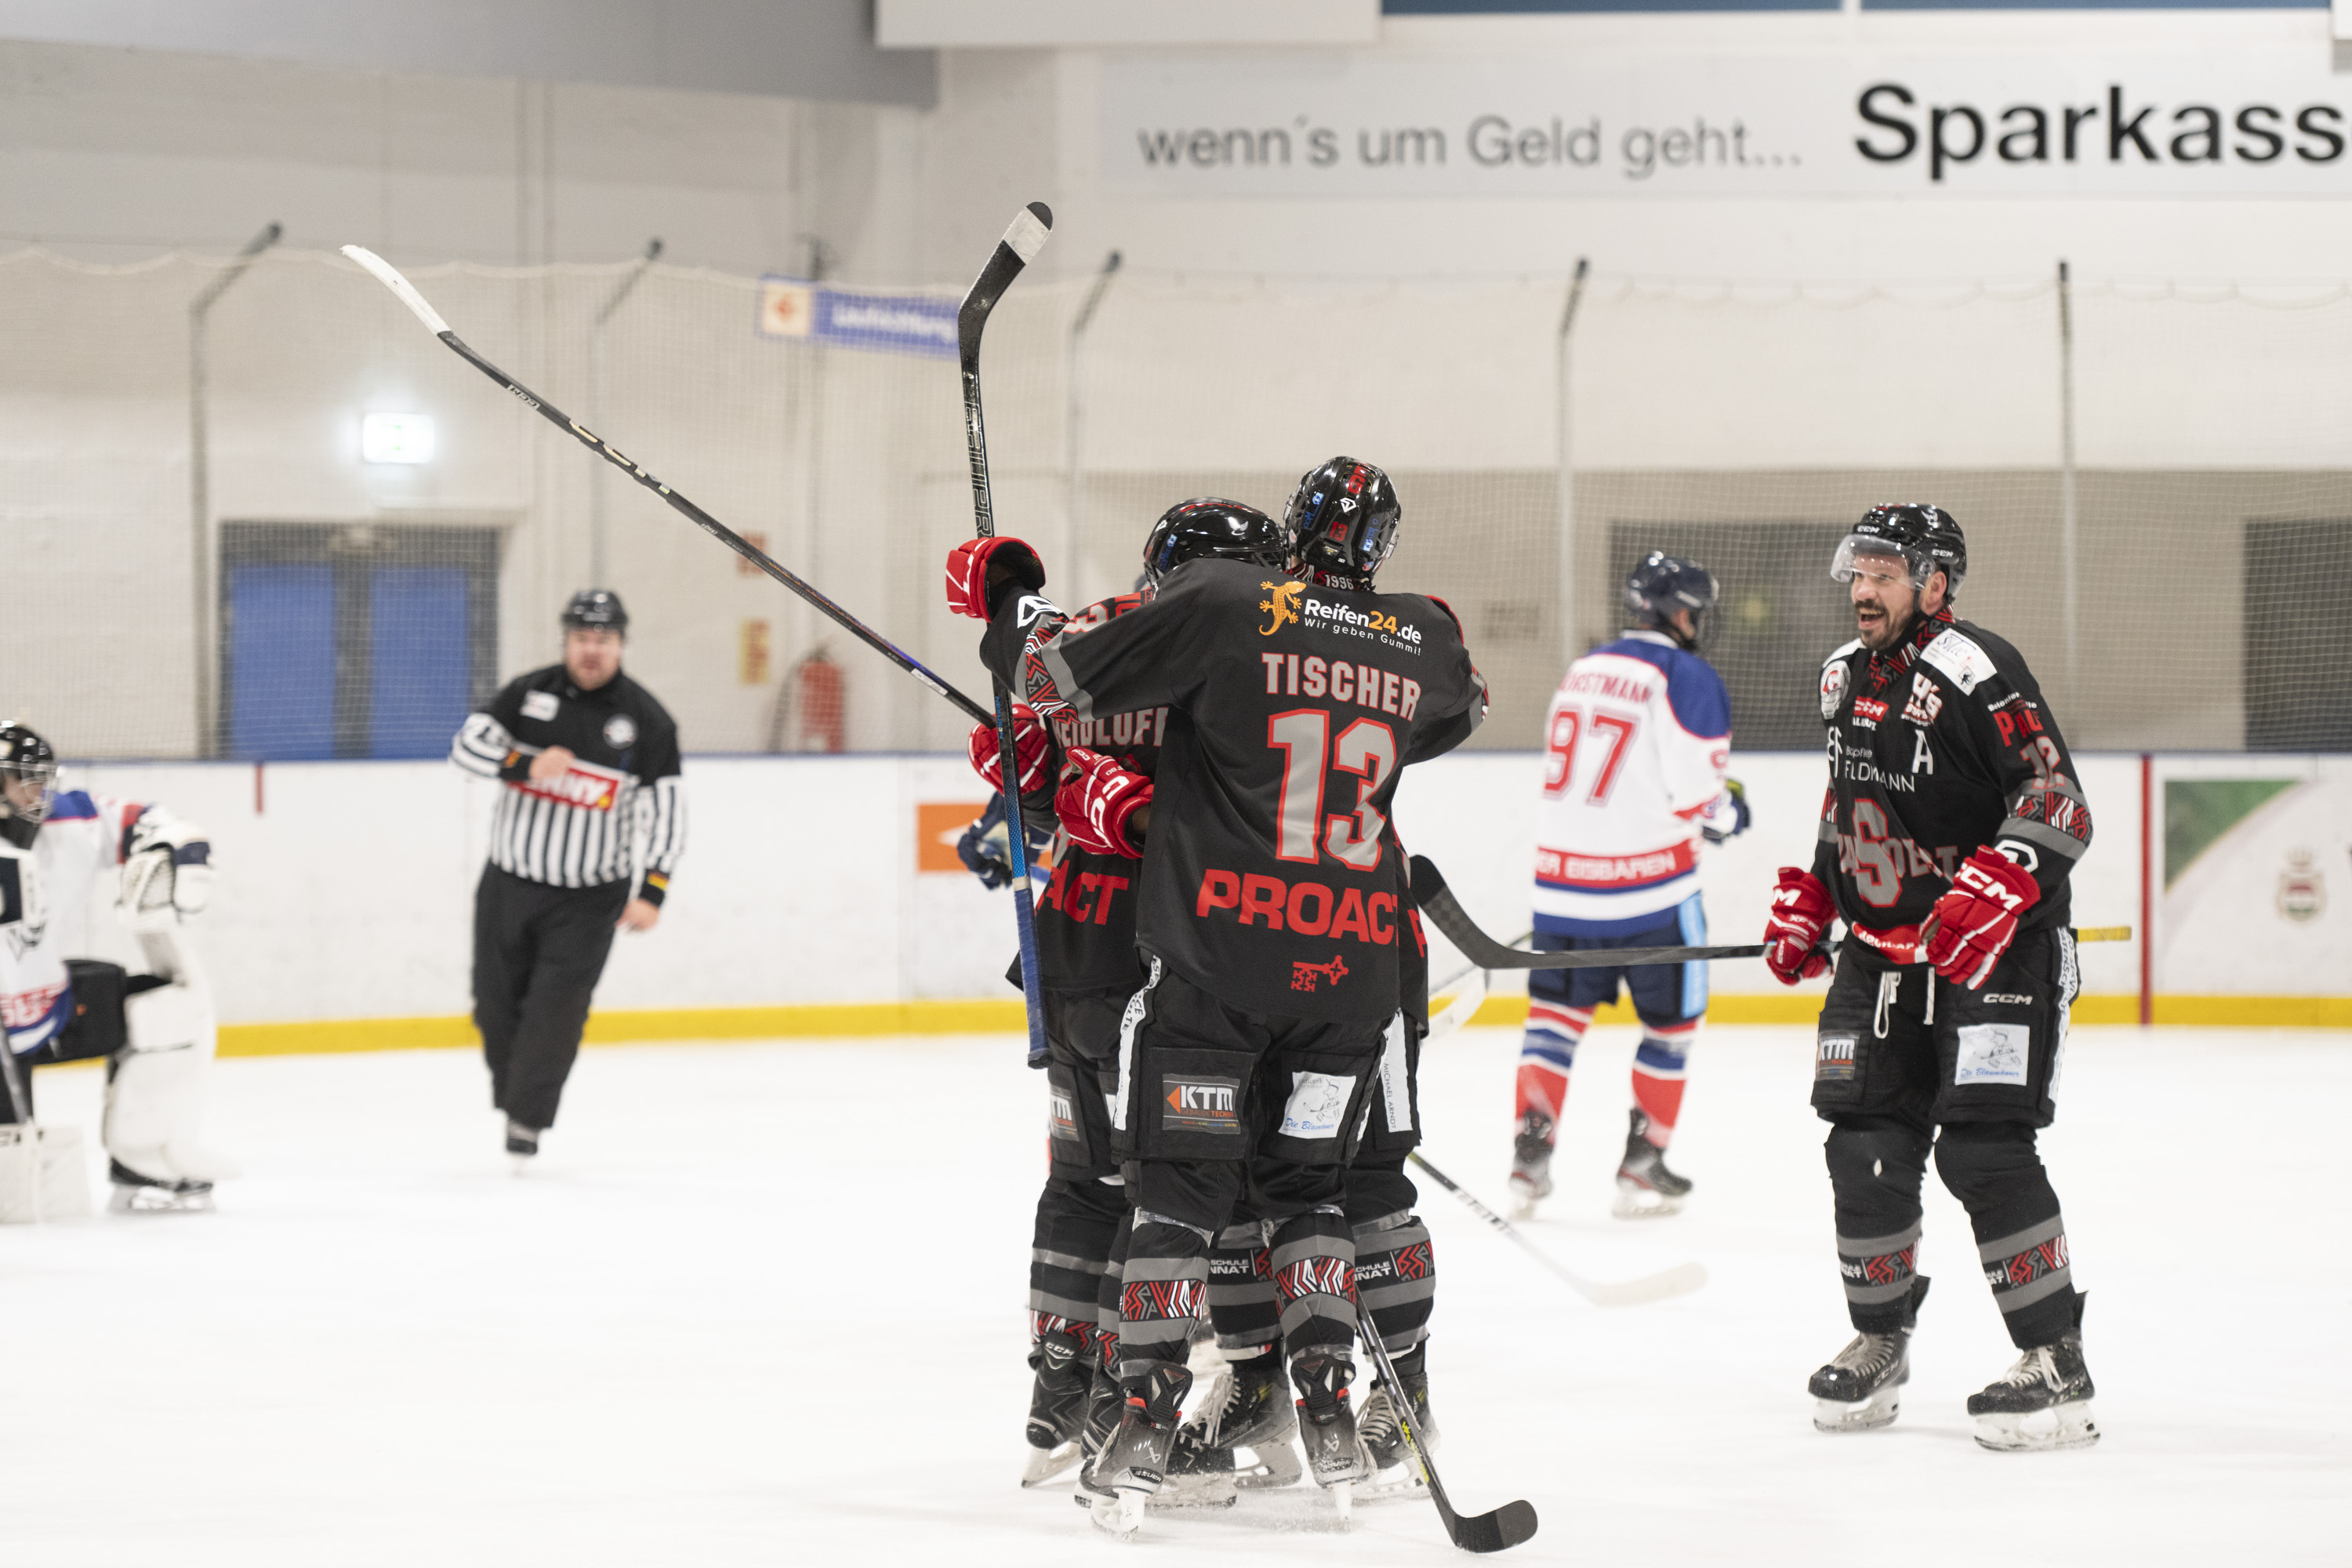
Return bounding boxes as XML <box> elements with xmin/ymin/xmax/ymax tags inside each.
<box><xmin>0</xmin><ymin>722</ymin><xmax>237</xmax><ymax>1213</ymax></box>
<box><xmin>1508</xmin><ymin>554</ymin><xmax>1748</xmax><ymax>1219</ymax></box>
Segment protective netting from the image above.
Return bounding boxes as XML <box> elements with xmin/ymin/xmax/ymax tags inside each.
<box><xmin>2</xmin><ymin>247</ymin><xmax>2348</xmax><ymax>760</ymax></box>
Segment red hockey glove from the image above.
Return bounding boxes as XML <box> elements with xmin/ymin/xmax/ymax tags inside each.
<box><xmin>1762</xmin><ymin>867</ymin><xmax>1835</xmax><ymax>985</ymax></box>
<box><xmin>1055</xmin><ymin>746</ymin><xmax>1151</xmax><ymax>859</ymax></box>
<box><xmin>1925</xmin><ymin>847</ymin><xmax>2040</xmax><ymax>990</ymax></box>
<box><xmin>966</xmin><ymin>704</ymin><xmax>1053</xmax><ymax>796</ymax></box>
<box><xmin>942</xmin><ymin>537</ymin><xmax>1044</xmax><ymax>621</ymax></box>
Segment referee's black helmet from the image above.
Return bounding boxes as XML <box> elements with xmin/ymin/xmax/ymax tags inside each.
<box><xmin>561</xmin><ymin>589</ymin><xmax>629</xmax><ymax>633</ymax></box>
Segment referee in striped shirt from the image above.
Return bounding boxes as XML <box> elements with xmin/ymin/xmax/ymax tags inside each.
<box><xmin>450</xmin><ymin>589</ymin><xmax>685</xmax><ymax>1163</ymax></box>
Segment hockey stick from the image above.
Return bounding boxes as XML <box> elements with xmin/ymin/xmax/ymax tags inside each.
<box><xmin>957</xmin><ymin>203</ymin><xmax>1056</xmax><ymax>1070</ymax></box>
<box><xmin>1358</xmin><ymin>1300</ymin><xmax>1538</xmax><ymax>1553</ymax></box>
<box><xmin>1423</xmin><ymin>955</ymin><xmax>1494</xmax><ymax>1041</ymax></box>
<box><xmin>1412</xmin><ymin>855</ymin><xmax>1762</xmax><ymax>971</ymax></box>
<box><xmin>1406</xmin><ymin>1151</ymin><xmax>1709</xmax><ymax>1309</ymax></box>
<box><xmin>339</xmin><ymin>245</ymin><xmax>997</xmax><ymax>731</ymax></box>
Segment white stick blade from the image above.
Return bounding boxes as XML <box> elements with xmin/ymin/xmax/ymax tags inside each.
<box><xmin>1586</xmin><ymin>1261</ymin><xmax>1710</xmax><ymax>1308</ymax></box>
<box><xmin>1001</xmin><ymin>204</ymin><xmax>1052</xmax><ymax>265</ymax></box>
<box><xmin>341</xmin><ymin>245</ymin><xmax>451</xmax><ymax>336</ymax></box>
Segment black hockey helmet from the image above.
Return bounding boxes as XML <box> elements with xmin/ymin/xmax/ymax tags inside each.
<box><xmin>561</xmin><ymin>588</ymin><xmax>629</xmax><ymax>634</ymax></box>
<box><xmin>0</xmin><ymin>720</ymin><xmax>56</xmax><ymax>850</ymax></box>
<box><xmin>1283</xmin><ymin>456</ymin><xmax>1400</xmax><ymax>590</ymax></box>
<box><xmin>1140</xmin><ymin>498</ymin><xmax>1288</xmax><ymax>590</ymax></box>
<box><xmin>1625</xmin><ymin>550</ymin><xmax>1719</xmax><ymax>650</ymax></box>
<box><xmin>1832</xmin><ymin>505</ymin><xmax>1967</xmax><ymax>599</ymax></box>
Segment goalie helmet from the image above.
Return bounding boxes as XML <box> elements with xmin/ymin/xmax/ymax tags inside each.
<box><xmin>0</xmin><ymin>720</ymin><xmax>56</xmax><ymax>851</ymax></box>
<box><xmin>1140</xmin><ymin>498</ymin><xmax>1288</xmax><ymax>590</ymax></box>
<box><xmin>1624</xmin><ymin>550</ymin><xmax>1719</xmax><ymax>651</ymax></box>
<box><xmin>561</xmin><ymin>588</ymin><xmax>629</xmax><ymax>633</ymax></box>
<box><xmin>1283</xmin><ymin>456</ymin><xmax>1400</xmax><ymax>590</ymax></box>
<box><xmin>1832</xmin><ymin>505</ymin><xmax>1968</xmax><ymax>598</ymax></box>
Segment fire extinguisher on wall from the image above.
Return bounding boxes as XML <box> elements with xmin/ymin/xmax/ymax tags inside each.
<box><xmin>776</xmin><ymin>645</ymin><xmax>845</xmax><ymax>753</ymax></box>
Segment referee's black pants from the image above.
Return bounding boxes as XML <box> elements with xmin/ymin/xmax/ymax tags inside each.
<box><xmin>472</xmin><ymin>866</ymin><xmax>628</xmax><ymax>1131</ymax></box>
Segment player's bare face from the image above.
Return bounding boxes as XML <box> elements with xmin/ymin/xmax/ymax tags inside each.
<box><xmin>565</xmin><ymin>628</ymin><xmax>622</xmax><ymax>691</ymax></box>
<box><xmin>1849</xmin><ymin>554</ymin><xmax>1917</xmax><ymax>652</ymax></box>
<box><xmin>2</xmin><ymin>774</ymin><xmax>41</xmax><ymax>817</ymax></box>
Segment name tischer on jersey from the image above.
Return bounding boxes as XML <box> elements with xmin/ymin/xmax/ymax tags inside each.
<box><xmin>1258</xmin><ymin>653</ymin><xmax>1427</xmax><ymax>719</ymax></box>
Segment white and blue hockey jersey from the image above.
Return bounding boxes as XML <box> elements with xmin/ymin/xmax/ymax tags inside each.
<box><xmin>1531</xmin><ymin>632</ymin><xmax>1736</xmax><ymax>937</ymax></box>
<box><xmin>1</xmin><ymin>789</ymin><xmax>160</xmax><ymax>1052</ymax></box>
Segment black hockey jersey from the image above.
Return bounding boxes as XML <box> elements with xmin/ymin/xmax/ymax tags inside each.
<box><xmin>1809</xmin><ymin>609</ymin><xmax>2090</xmax><ymax>942</ymax></box>
<box><xmin>996</xmin><ymin>557</ymin><xmax>1487</xmax><ymax>1023</ymax></box>
<box><xmin>982</xmin><ymin>588</ymin><xmax>1167</xmax><ymax>995</ymax></box>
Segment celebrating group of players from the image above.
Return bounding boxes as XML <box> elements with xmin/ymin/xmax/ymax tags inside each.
<box><xmin>948</xmin><ymin>476</ymin><xmax>2101</xmax><ymax>1537</ymax></box>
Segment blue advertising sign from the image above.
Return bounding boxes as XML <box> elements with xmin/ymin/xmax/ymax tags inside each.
<box><xmin>757</xmin><ymin>278</ymin><xmax>959</xmax><ymax>359</ymax></box>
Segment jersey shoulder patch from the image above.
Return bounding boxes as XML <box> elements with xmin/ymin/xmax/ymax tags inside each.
<box><xmin>1921</xmin><ymin>629</ymin><xmax>1999</xmax><ymax>695</ymax></box>
<box><xmin>1819</xmin><ymin>641</ymin><xmax>1860</xmax><ymax>720</ymax></box>
<box><xmin>44</xmin><ymin>789</ymin><xmax>98</xmax><ymax>823</ymax></box>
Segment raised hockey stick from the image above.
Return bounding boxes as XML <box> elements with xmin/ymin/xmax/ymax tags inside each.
<box><xmin>1412</xmin><ymin>855</ymin><xmax>1763</xmax><ymax>971</ymax></box>
<box><xmin>957</xmin><ymin>204</ymin><xmax>1056</xmax><ymax>1070</ymax></box>
<box><xmin>339</xmin><ymin>245</ymin><xmax>997</xmax><ymax>731</ymax></box>
<box><xmin>1406</xmin><ymin>1150</ymin><xmax>1709</xmax><ymax>1308</ymax></box>
<box><xmin>1358</xmin><ymin>1298</ymin><xmax>1538</xmax><ymax>1553</ymax></box>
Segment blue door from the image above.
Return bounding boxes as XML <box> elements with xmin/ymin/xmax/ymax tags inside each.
<box><xmin>369</xmin><ymin>567</ymin><xmax>472</xmax><ymax>759</ymax></box>
<box><xmin>226</xmin><ymin>564</ymin><xmax>336</xmax><ymax>760</ymax></box>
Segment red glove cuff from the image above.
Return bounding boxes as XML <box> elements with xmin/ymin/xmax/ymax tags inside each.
<box><xmin>967</xmin><ymin>705</ymin><xmax>1052</xmax><ymax>796</ymax></box>
<box><xmin>943</xmin><ymin>537</ymin><xmax>1045</xmax><ymax>621</ymax></box>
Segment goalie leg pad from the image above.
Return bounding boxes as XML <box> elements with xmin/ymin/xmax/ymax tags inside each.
<box><xmin>104</xmin><ymin>981</ymin><xmax>239</xmax><ymax>1187</ymax></box>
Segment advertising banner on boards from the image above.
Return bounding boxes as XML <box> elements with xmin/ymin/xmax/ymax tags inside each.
<box><xmin>1099</xmin><ymin>46</ymin><xmax>2352</xmax><ymax>198</ymax></box>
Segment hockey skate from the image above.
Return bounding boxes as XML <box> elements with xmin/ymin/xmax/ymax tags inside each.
<box><xmin>1069</xmin><ymin>1363</ymin><xmax>1123</xmax><ymax>1509</ymax></box>
<box><xmin>1353</xmin><ymin>1347</ymin><xmax>1439</xmax><ymax>1502</ymax></box>
<box><xmin>1611</xmin><ymin>1109</ymin><xmax>1693</xmax><ymax>1218</ymax></box>
<box><xmin>1809</xmin><ymin>1276</ymin><xmax>1930</xmax><ymax>1432</ymax></box>
<box><xmin>1088</xmin><ymin>1364</ymin><xmax>1191</xmax><ymax>1539</ymax></box>
<box><xmin>1290</xmin><ymin>1349</ymin><xmax>1368</xmax><ymax>1519</ymax></box>
<box><xmin>1968</xmin><ymin>1299</ymin><xmax>2099</xmax><ymax>1453</ymax></box>
<box><xmin>1181</xmin><ymin>1348</ymin><xmax>1301</xmax><ymax>1489</ymax></box>
<box><xmin>107</xmin><ymin>1159</ymin><xmax>215</xmax><ymax>1215</ymax></box>
<box><xmin>1020</xmin><ymin>1327</ymin><xmax>1091</xmax><ymax>1486</ymax></box>
<box><xmin>1506</xmin><ymin>1112</ymin><xmax>1555</xmax><ymax>1220</ymax></box>
<box><xmin>505</xmin><ymin>1118</ymin><xmax>539</xmax><ymax>1172</ymax></box>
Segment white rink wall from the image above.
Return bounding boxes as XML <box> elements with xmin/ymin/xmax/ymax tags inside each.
<box><xmin>48</xmin><ymin>747</ymin><xmax>2350</xmax><ymax>1029</ymax></box>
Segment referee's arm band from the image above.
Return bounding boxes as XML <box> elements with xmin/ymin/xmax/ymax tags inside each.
<box><xmin>637</xmin><ymin>872</ymin><xmax>670</xmax><ymax>908</ymax></box>
<box><xmin>497</xmin><ymin>750</ymin><xmax>535</xmax><ymax>784</ymax></box>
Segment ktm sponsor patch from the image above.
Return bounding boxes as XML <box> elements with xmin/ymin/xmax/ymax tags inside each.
<box><xmin>1815</xmin><ymin>1033</ymin><xmax>1858</xmax><ymax>1083</ymax></box>
<box><xmin>1162</xmin><ymin>1073</ymin><xmax>1241</xmax><ymax>1135</ymax></box>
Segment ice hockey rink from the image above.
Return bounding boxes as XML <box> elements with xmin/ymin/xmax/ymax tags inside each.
<box><xmin>6</xmin><ymin>1022</ymin><xmax>2343</xmax><ymax>1567</ymax></box>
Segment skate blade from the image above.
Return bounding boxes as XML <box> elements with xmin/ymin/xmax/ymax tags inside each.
<box><xmin>1091</xmin><ymin>1489</ymin><xmax>1148</xmax><ymax>1539</ymax></box>
<box><xmin>1611</xmin><ymin>1179</ymin><xmax>1686</xmax><ymax>1219</ymax></box>
<box><xmin>108</xmin><ymin>1184</ymin><xmax>215</xmax><ymax>1215</ymax></box>
<box><xmin>1233</xmin><ymin>1438</ymin><xmax>1304</xmax><ymax>1489</ymax></box>
<box><xmin>1327</xmin><ymin>1480</ymin><xmax>1352</xmax><ymax>1523</ymax></box>
<box><xmin>1973</xmin><ymin>1401</ymin><xmax>2100</xmax><ymax>1452</ymax></box>
<box><xmin>1150</xmin><ymin>1475</ymin><xmax>1238</xmax><ymax>1511</ymax></box>
<box><xmin>1351</xmin><ymin>1464</ymin><xmax>1431</xmax><ymax>1504</ymax></box>
<box><xmin>1020</xmin><ymin>1439</ymin><xmax>1082</xmax><ymax>1487</ymax></box>
<box><xmin>1812</xmin><ymin>1388</ymin><xmax>1901</xmax><ymax>1433</ymax></box>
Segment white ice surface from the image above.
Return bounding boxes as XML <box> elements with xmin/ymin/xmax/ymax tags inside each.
<box><xmin>5</xmin><ymin>1025</ymin><xmax>2346</xmax><ymax>1566</ymax></box>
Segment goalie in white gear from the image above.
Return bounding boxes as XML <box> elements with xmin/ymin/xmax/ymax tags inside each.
<box><xmin>0</xmin><ymin>720</ymin><xmax>237</xmax><ymax>1214</ymax></box>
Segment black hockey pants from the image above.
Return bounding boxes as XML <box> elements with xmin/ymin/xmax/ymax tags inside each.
<box><xmin>1815</xmin><ymin>936</ymin><xmax>2082</xmax><ymax>1349</ymax></box>
<box><xmin>1029</xmin><ymin>987</ymin><xmax>1130</xmax><ymax>1363</ymax></box>
<box><xmin>472</xmin><ymin>866</ymin><xmax>627</xmax><ymax>1132</ymax></box>
<box><xmin>1112</xmin><ymin>961</ymin><xmax>1384</xmax><ymax>1381</ymax></box>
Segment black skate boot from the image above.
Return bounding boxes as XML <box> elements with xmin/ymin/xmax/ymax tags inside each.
<box><xmin>1020</xmin><ymin>1327</ymin><xmax>1092</xmax><ymax>1486</ymax></box>
<box><xmin>1355</xmin><ymin>1345</ymin><xmax>1439</xmax><ymax>1501</ymax></box>
<box><xmin>1612</xmin><ymin>1109</ymin><xmax>1693</xmax><ymax>1218</ymax></box>
<box><xmin>1809</xmin><ymin>1276</ymin><xmax>1930</xmax><ymax>1433</ymax></box>
<box><xmin>1069</xmin><ymin>1359</ymin><xmax>1123</xmax><ymax>1509</ymax></box>
<box><xmin>1968</xmin><ymin>1296</ymin><xmax>2099</xmax><ymax>1452</ymax></box>
<box><xmin>1290</xmin><ymin>1349</ymin><xmax>1369</xmax><ymax>1513</ymax></box>
<box><xmin>505</xmin><ymin>1118</ymin><xmax>539</xmax><ymax>1172</ymax></box>
<box><xmin>1507</xmin><ymin>1111</ymin><xmax>1555</xmax><ymax>1219</ymax></box>
<box><xmin>1089</xmin><ymin>1363</ymin><xmax>1190</xmax><ymax>1539</ymax></box>
<box><xmin>106</xmin><ymin>1159</ymin><xmax>214</xmax><ymax>1215</ymax></box>
<box><xmin>1181</xmin><ymin>1348</ymin><xmax>1301</xmax><ymax>1489</ymax></box>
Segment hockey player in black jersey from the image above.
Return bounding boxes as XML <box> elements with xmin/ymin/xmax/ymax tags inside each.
<box><xmin>1762</xmin><ymin>505</ymin><xmax>2098</xmax><ymax>1452</ymax></box>
<box><xmin>949</xmin><ymin>456</ymin><xmax>1487</xmax><ymax>1537</ymax></box>
<box><xmin>964</xmin><ymin>499</ymin><xmax>1290</xmax><ymax>1492</ymax></box>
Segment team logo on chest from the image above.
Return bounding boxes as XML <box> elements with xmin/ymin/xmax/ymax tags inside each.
<box><xmin>603</xmin><ymin>714</ymin><xmax>637</xmax><ymax>749</ymax></box>
<box><xmin>1900</xmin><ymin>673</ymin><xmax>1944</xmax><ymax>727</ymax></box>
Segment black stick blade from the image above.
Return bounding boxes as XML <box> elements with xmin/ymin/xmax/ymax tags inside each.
<box><xmin>1411</xmin><ymin>855</ymin><xmax>1762</xmax><ymax>971</ymax></box>
<box><xmin>1450</xmin><ymin>1498</ymin><xmax>1540</xmax><ymax>1555</ymax></box>
<box><xmin>956</xmin><ymin>202</ymin><xmax>1054</xmax><ymax>361</ymax></box>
